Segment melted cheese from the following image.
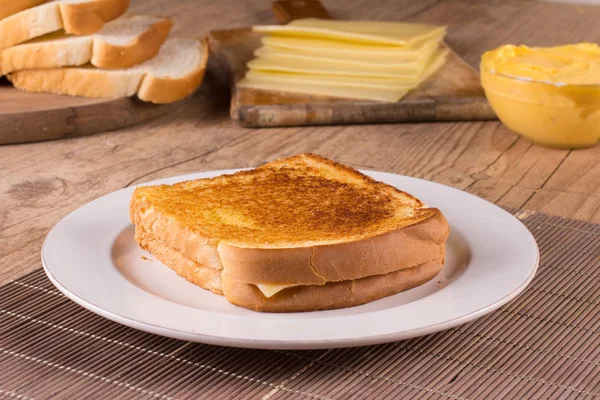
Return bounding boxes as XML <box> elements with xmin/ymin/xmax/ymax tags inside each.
<box><xmin>254</xmin><ymin>18</ymin><xmax>446</xmax><ymax>46</ymax></box>
<box><xmin>256</xmin><ymin>283</ymin><xmax>294</xmax><ymax>298</ymax></box>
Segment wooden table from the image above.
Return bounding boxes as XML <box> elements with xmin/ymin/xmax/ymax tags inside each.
<box><xmin>1</xmin><ymin>0</ymin><xmax>600</xmax><ymax>285</ymax></box>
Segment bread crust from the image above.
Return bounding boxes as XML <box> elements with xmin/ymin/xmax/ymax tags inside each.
<box><xmin>137</xmin><ymin>37</ymin><xmax>209</xmax><ymax>104</ymax></box>
<box><xmin>0</xmin><ymin>0</ymin><xmax>47</xmax><ymax>21</ymax></box>
<box><xmin>59</xmin><ymin>0</ymin><xmax>130</xmax><ymax>35</ymax></box>
<box><xmin>218</xmin><ymin>210</ymin><xmax>448</xmax><ymax>285</ymax></box>
<box><xmin>1</xmin><ymin>16</ymin><xmax>172</xmax><ymax>74</ymax></box>
<box><xmin>0</xmin><ymin>3</ymin><xmax>62</xmax><ymax>51</ymax></box>
<box><xmin>130</xmin><ymin>153</ymin><xmax>439</xmax><ymax>248</ymax></box>
<box><xmin>133</xmin><ymin>225</ymin><xmax>443</xmax><ymax>312</ymax></box>
<box><xmin>8</xmin><ymin>67</ymin><xmax>143</xmax><ymax>98</ymax></box>
<box><xmin>8</xmin><ymin>37</ymin><xmax>208</xmax><ymax>104</ymax></box>
<box><xmin>221</xmin><ymin>260</ymin><xmax>443</xmax><ymax>312</ymax></box>
<box><xmin>136</xmin><ymin>230</ymin><xmax>223</xmax><ymax>295</ymax></box>
<box><xmin>0</xmin><ymin>0</ymin><xmax>129</xmax><ymax>51</ymax></box>
<box><xmin>91</xmin><ymin>17</ymin><xmax>172</xmax><ymax>69</ymax></box>
<box><xmin>130</xmin><ymin>187</ymin><xmax>448</xmax><ymax>285</ymax></box>
<box><xmin>129</xmin><ymin>195</ymin><xmax>222</xmax><ymax>268</ymax></box>
<box><xmin>0</xmin><ymin>35</ymin><xmax>92</xmax><ymax>75</ymax></box>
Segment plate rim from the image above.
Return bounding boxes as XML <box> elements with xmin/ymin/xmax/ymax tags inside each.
<box><xmin>43</xmin><ymin>253</ymin><xmax>538</xmax><ymax>349</ymax></box>
<box><xmin>41</xmin><ymin>169</ymin><xmax>540</xmax><ymax>350</ymax></box>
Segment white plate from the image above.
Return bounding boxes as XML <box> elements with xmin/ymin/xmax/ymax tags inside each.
<box><xmin>42</xmin><ymin>170</ymin><xmax>538</xmax><ymax>350</ymax></box>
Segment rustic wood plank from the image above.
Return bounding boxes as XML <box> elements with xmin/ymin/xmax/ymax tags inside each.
<box><xmin>543</xmin><ymin>148</ymin><xmax>600</xmax><ymax>196</ymax></box>
<box><xmin>0</xmin><ymin>81</ymin><xmax>176</xmax><ymax>145</ymax></box>
<box><xmin>2</xmin><ymin>0</ymin><xmax>600</xmax><ymax>285</ymax></box>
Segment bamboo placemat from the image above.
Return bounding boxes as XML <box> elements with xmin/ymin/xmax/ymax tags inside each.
<box><xmin>1</xmin><ymin>210</ymin><xmax>599</xmax><ymax>400</ymax></box>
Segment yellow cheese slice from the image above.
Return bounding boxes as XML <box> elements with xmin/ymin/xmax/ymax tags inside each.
<box><xmin>261</xmin><ymin>33</ymin><xmax>443</xmax><ymax>61</ymax></box>
<box><xmin>248</xmin><ymin>48</ymin><xmax>448</xmax><ymax>79</ymax></box>
<box><xmin>238</xmin><ymin>78</ymin><xmax>410</xmax><ymax>102</ymax></box>
<box><xmin>245</xmin><ymin>70</ymin><xmax>413</xmax><ymax>90</ymax></box>
<box><xmin>239</xmin><ymin>49</ymin><xmax>449</xmax><ymax>102</ymax></box>
<box><xmin>254</xmin><ymin>18</ymin><xmax>446</xmax><ymax>46</ymax></box>
<box><xmin>249</xmin><ymin>53</ymin><xmax>420</xmax><ymax>79</ymax></box>
<box><xmin>256</xmin><ymin>283</ymin><xmax>295</xmax><ymax>298</ymax></box>
<box><xmin>254</xmin><ymin>45</ymin><xmax>435</xmax><ymax>69</ymax></box>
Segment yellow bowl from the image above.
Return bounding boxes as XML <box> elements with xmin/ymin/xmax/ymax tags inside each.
<box><xmin>480</xmin><ymin>66</ymin><xmax>600</xmax><ymax>149</ymax></box>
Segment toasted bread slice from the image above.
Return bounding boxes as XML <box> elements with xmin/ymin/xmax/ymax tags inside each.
<box><xmin>139</xmin><ymin>233</ymin><xmax>223</xmax><ymax>295</ymax></box>
<box><xmin>0</xmin><ymin>0</ymin><xmax>129</xmax><ymax>51</ymax></box>
<box><xmin>137</xmin><ymin>228</ymin><xmax>443</xmax><ymax>312</ymax></box>
<box><xmin>133</xmin><ymin>153</ymin><xmax>445</xmax><ymax>248</ymax></box>
<box><xmin>1</xmin><ymin>14</ymin><xmax>172</xmax><ymax>74</ymax></box>
<box><xmin>7</xmin><ymin>37</ymin><xmax>208</xmax><ymax>103</ymax></box>
<box><xmin>221</xmin><ymin>261</ymin><xmax>443</xmax><ymax>312</ymax></box>
<box><xmin>130</xmin><ymin>154</ymin><xmax>449</xmax><ymax>311</ymax></box>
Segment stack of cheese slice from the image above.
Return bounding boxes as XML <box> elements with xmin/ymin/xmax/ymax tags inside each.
<box><xmin>239</xmin><ymin>18</ymin><xmax>449</xmax><ymax>102</ymax></box>
<box><xmin>1</xmin><ymin>0</ymin><xmax>208</xmax><ymax>104</ymax></box>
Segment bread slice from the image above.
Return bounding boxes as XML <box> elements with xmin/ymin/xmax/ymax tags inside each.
<box><xmin>140</xmin><ymin>233</ymin><xmax>223</xmax><ymax>296</ymax></box>
<box><xmin>130</xmin><ymin>153</ymin><xmax>450</xmax><ymax>312</ymax></box>
<box><xmin>1</xmin><ymin>14</ymin><xmax>172</xmax><ymax>74</ymax></box>
<box><xmin>140</xmin><ymin>227</ymin><xmax>443</xmax><ymax>312</ymax></box>
<box><xmin>0</xmin><ymin>0</ymin><xmax>129</xmax><ymax>51</ymax></box>
<box><xmin>7</xmin><ymin>37</ymin><xmax>209</xmax><ymax>103</ymax></box>
<box><xmin>0</xmin><ymin>0</ymin><xmax>47</xmax><ymax>21</ymax></box>
<box><xmin>221</xmin><ymin>261</ymin><xmax>443</xmax><ymax>312</ymax></box>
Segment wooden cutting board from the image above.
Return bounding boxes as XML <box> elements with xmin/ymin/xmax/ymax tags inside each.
<box><xmin>0</xmin><ymin>77</ymin><xmax>174</xmax><ymax>145</ymax></box>
<box><xmin>209</xmin><ymin>0</ymin><xmax>496</xmax><ymax>128</ymax></box>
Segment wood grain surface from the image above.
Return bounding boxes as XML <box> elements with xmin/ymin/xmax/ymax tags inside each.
<box><xmin>0</xmin><ymin>79</ymin><xmax>176</xmax><ymax>145</ymax></box>
<box><xmin>2</xmin><ymin>0</ymin><xmax>600</xmax><ymax>285</ymax></box>
<box><xmin>209</xmin><ymin>1</ymin><xmax>496</xmax><ymax>127</ymax></box>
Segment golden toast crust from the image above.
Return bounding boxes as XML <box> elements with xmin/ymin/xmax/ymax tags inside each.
<box><xmin>131</xmin><ymin>153</ymin><xmax>440</xmax><ymax>249</ymax></box>
<box><xmin>218</xmin><ymin>211</ymin><xmax>447</xmax><ymax>285</ymax></box>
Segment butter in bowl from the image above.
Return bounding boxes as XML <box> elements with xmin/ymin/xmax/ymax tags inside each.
<box><xmin>480</xmin><ymin>43</ymin><xmax>600</xmax><ymax>149</ymax></box>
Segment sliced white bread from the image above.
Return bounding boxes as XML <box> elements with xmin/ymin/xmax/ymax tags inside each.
<box><xmin>8</xmin><ymin>37</ymin><xmax>209</xmax><ymax>104</ymax></box>
<box><xmin>0</xmin><ymin>0</ymin><xmax>129</xmax><ymax>51</ymax></box>
<box><xmin>1</xmin><ymin>14</ymin><xmax>173</xmax><ymax>74</ymax></box>
<box><xmin>0</xmin><ymin>0</ymin><xmax>48</xmax><ymax>21</ymax></box>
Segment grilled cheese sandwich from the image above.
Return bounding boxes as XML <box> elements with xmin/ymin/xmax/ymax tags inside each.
<box><xmin>130</xmin><ymin>153</ymin><xmax>449</xmax><ymax>312</ymax></box>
